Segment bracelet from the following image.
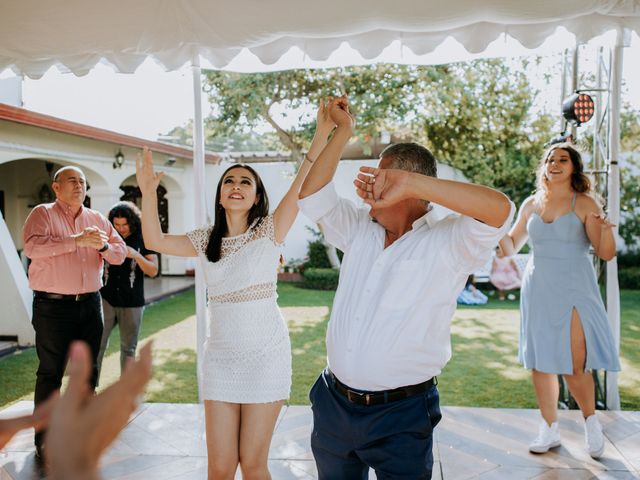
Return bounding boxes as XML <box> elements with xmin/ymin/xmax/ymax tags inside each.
<box><xmin>98</xmin><ymin>243</ymin><xmax>109</xmax><ymax>253</ymax></box>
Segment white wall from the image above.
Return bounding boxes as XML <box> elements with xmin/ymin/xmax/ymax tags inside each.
<box><xmin>0</xmin><ymin>210</ymin><xmax>33</xmax><ymax>346</ymax></box>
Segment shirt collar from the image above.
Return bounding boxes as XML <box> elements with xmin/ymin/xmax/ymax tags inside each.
<box><xmin>54</xmin><ymin>199</ymin><xmax>84</xmax><ymax>217</ymax></box>
<box><xmin>411</xmin><ymin>205</ymin><xmax>440</xmax><ymax>231</ymax></box>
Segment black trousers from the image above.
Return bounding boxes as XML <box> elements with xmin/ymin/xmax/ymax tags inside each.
<box><xmin>32</xmin><ymin>292</ymin><xmax>103</xmax><ymax>447</ymax></box>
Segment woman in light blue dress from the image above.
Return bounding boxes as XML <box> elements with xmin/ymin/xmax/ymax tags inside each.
<box><xmin>499</xmin><ymin>143</ymin><xmax>620</xmax><ymax>459</ymax></box>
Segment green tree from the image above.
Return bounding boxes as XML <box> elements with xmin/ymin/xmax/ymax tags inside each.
<box><xmin>413</xmin><ymin>59</ymin><xmax>555</xmax><ymax>206</ymax></box>
<box><xmin>198</xmin><ymin>60</ymin><xmax>554</xmax><ymax>206</ymax></box>
<box><xmin>619</xmin><ymin>105</ymin><xmax>640</xmax><ymax>250</ymax></box>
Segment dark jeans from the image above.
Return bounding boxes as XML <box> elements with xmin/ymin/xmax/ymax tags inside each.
<box><xmin>310</xmin><ymin>370</ymin><xmax>441</xmax><ymax>480</ymax></box>
<box><xmin>32</xmin><ymin>292</ymin><xmax>103</xmax><ymax>447</ymax></box>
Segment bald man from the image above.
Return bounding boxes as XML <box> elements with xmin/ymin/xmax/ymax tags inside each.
<box><xmin>22</xmin><ymin>166</ymin><xmax>127</xmax><ymax>459</ymax></box>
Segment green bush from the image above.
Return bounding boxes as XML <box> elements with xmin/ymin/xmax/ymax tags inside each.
<box><xmin>305</xmin><ymin>240</ymin><xmax>333</xmax><ymax>269</ymax></box>
<box><xmin>619</xmin><ymin>251</ymin><xmax>640</xmax><ymax>268</ymax></box>
<box><xmin>304</xmin><ymin>240</ymin><xmax>344</xmax><ymax>269</ymax></box>
<box><xmin>619</xmin><ymin>267</ymin><xmax>640</xmax><ymax>289</ymax></box>
<box><xmin>302</xmin><ymin>268</ymin><xmax>340</xmax><ymax>290</ymax></box>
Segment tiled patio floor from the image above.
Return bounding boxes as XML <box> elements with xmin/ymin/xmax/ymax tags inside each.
<box><xmin>1</xmin><ymin>402</ymin><xmax>638</xmax><ymax>479</ymax></box>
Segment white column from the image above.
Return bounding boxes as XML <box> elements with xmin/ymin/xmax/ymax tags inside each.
<box><xmin>192</xmin><ymin>57</ymin><xmax>208</xmax><ymax>401</ymax></box>
<box><xmin>164</xmin><ymin>190</ymin><xmax>187</xmax><ymax>274</ymax></box>
<box><xmin>87</xmin><ymin>185</ymin><xmax>122</xmax><ymax>216</ymax></box>
<box><xmin>605</xmin><ymin>27</ymin><xmax>629</xmax><ymax>410</ymax></box>
<box><xmin>0</xmin><ymin>210</ymin><xmax>33</xmax><ymax>345</ymax></box>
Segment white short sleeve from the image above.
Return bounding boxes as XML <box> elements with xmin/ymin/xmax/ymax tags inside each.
<box><xmin>186</xmin><ymin>225</ymin><xmax>214</xmax><ymax>256</ymax></box>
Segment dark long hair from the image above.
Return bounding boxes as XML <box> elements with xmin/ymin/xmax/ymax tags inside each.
<box><xmin>535</xmin><ymin>143</ymin><xmax>591</xmax><ymax>195</ymax></box>
<box><xmin>205</xmin><ymin>164</ymin><xmax>269</xmax><ymax>262</ymax></box>
<box><xmin>108</xmin><ymin>201</ymin><xmax>142</xmax><ymax>238</ymax></box>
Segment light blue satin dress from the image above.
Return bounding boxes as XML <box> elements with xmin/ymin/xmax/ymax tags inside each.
<box><xmin>519</xmin><ymin>194</ymin><xmax>621</xmax><ymax>374</ymax></box>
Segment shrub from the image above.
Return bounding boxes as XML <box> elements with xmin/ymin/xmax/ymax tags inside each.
<box><xmin>302</xmin><ymin>268</ymin><xmax>340</xmax><ymax>290</ymax></box>
<box><xmin>618</xmin><ymin>251</ymin><xmax>640</xmax><ymax>268</ymax></box>
<box><xmin>305</xmin><ymin>240</ymin><xmax>333</xmax><ymax>269</ymax></box>
<box><xmin>619</xmin><ymin>267</ymin><xmax>640</xmax><ymax>289</ymax></box>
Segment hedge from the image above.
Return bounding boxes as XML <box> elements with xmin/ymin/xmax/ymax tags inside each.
<box><xmin>302</xmin><ymin>268</ymin><xmax>340</xmax><ymax>290</ymax></box>
<box><xmin>619</xmin><ymin>267</ymin><xmax>640</xmax><ymax>290</ymax></box>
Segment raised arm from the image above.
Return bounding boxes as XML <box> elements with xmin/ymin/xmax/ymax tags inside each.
<box><xmin>273</xmin><ymin>100</ymin><xmax>336</xmax><ymax>243</ymax></box>
<box><xmin>499</xmin><ymin>196</ymin><xmax>535</xmax><ymax>256</ymax></box>
<box><xmin>136</xmin><ymin>147</ymin><xmax>197</xmax><ymax>257</ymax></box>
<box><xmin>354</xmin><ymin>167</ymin><xmax>513</xmax><ymax>228</ymax></box>
<box><xmin>299</xmin><ymin>96</ymin><xmax>355</xmax><ymax>199</ymax></box>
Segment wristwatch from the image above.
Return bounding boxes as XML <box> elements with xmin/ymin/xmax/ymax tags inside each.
<box><xmin>98</xmin><ymin>243</ymin><xmax>109</xmax><ymax>253</ymax></box>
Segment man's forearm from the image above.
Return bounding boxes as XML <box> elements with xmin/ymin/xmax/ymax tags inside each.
<box><xmin>300</xmin><ymin>126</ymin><xmax>352</xmax><ymax>199</ymax></box>
<box><xmin>408</xmin><ymin>175</ymin><xmax>512</xmax><ymax>228</ymax></box>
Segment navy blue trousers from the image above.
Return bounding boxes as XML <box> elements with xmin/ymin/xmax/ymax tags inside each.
<box><xmin>310</xmin><ymin>370</ymin><xmax>441</xmax><ymax>480</ymax></box>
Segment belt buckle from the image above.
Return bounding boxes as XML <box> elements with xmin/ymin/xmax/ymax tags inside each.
<box><xmin>75</xmin><ymin>294</ymin><xmax>81</xmax><ymax>301</ymax></box>
<box><xmin>347</xmin><ymin>389</ymin><xmax>371</xmax><ymax>405</ymax></box>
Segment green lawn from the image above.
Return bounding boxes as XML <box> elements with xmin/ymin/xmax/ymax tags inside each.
<box><xmin>1</xmin><ymin>285</ymin><xmax>639</xmax><ymax>411</ymax></box>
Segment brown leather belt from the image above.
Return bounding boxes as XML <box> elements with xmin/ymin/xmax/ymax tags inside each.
<box><xmin>34</xmin><ymin>291</ymin><xmax>98</xmax><ymax>302</ymax></box>
<box><xmin>326</xmin><ymin>369</ymin><xmax>436</xmax><ymax>406</ymax></box>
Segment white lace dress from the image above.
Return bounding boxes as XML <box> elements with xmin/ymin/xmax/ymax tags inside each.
<box><xmin>187</xmin><ymin>215</ymin><xmax>291</xmax><ymax>403</ymax></box>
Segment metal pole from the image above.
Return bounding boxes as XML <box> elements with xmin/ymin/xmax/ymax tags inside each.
<box><xmin>560</xmin><ymin>49</ymin><xmax>568</xmax><ymax>133</ymax></box>
<box><xmin>593</xmin><ymin>47</ymin><xmax>604</xmax><ymax>173</ymax></box>
<box><xmin>605</xmin><ymin>28</ymin><xmax>627</xmax><ymax>410</ymax></box>
<box><xmin>192</xmin><ymin>56</ymin><xmax>208</xmax><ymax>402</ymax></box>
<box><xmin>570</xmin><ymin>46</ymin><xmax>579</xmax><ymax>140</ymax></box>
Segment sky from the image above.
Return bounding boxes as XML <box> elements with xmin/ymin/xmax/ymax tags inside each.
<box><xmin>1</xmin><ymin>29</ymin><xmax>639</xmax><ymax>143</ymax></box>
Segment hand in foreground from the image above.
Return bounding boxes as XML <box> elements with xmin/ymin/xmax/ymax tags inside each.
<box><xmin>126</xmin><ymin>246</ymin><xmax>140</xmax><ymax>259</ymax></box>
<box><xmin>74</xmin><ymin>227</ymin><xmax>109</xmax><ymax>250</ymax></box>
<box><xmin>47</xmin><ymin>341</ymin><xmax>152</xmax><ymax>480</ymax></box>
<box><xmin>354</xmin><ymin>166</ymin><xmax>412</xmax><ymax>208</ymax></box>
<box><xmin>328</xmin><ymin>95</ymin><xmax>355</xmax><ymax>132</ymax></box>
<box><xmin>135</xmin><ymin>147</ymin><xmax>164</xmax><ymax>196</ymax></box>
<box><xmin>0</xmin><ymin>393</ymin><xmax>58</xmax><ymax>450</ymax></box>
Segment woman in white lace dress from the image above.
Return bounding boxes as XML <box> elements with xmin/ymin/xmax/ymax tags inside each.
<box><xmin>136</xmin><ymin>102</ymin><xmax>335</xmax><ymax>479</ymax></box>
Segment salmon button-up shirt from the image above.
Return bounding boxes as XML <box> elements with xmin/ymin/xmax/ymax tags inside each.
<box><xmin>23</xmin><ymin>200</ymin><xmax>127</xmax><ymax>295</ymax></box>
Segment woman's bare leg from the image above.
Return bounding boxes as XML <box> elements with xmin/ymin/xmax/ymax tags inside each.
<box><xmin>205</xmin><ymin>400</ymin><xmax>241</xmax><ymax>480</ymax></box>
<box><xmin>238</xmin><ymin>401</ymin><xmax>284</xmax><ymax>480</ymax></box>
<box><xmin>563</xmin><ymin>308</ymin><xmax>595</xmax><ymax>418</ymax></box>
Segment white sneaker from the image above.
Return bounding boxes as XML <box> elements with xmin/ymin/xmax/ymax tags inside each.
<box><xmin>584</xmin><ymin>415</ymin><xmax>605</xmax><ymax>459</ymax></box>
<box><xmin>529</xmin><ymin>420</ymin><xmax>561</xmax><ymax>453</ymax></box>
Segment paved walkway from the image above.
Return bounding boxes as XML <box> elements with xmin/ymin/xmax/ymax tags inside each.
<box><xmin>1</xmin><ymin>401</ymin><xmax>639</xmax><ymax>479</ymax></box>
<box><xmin>144</xmin><ymin>275</ymin><xmax>195</xmax><ymax>304</ymax></box>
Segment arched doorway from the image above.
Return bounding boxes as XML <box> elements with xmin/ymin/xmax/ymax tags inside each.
<box><xmin>119</xmin><ymin>184</ymin><xmax>168</xmax><ymax>233</ymax></box>
<box><xmin>0</xmin><ymin>158</ymin><xmax>102</xmax><ymax>255</ymax></box>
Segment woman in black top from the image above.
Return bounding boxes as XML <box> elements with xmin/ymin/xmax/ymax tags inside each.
<box><xmin>97</xmin><ymin>201</ymin><xmax>158</xmax><ymax>380</ymax></box>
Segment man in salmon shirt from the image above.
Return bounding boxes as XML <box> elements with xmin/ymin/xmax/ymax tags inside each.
<box><xmin>22</xmin><ymin>165</ymin><xmax>127</xmax><ymax>460</ymax></box>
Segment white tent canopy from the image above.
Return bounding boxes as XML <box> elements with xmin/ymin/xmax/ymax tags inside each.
<box><xmin>2</xmin><ymin>0</ymin><xmax>637</xmax><ymax>408</ymax></box>
<box><xmin>2</xmin><ymin>1</ymin><xmax>640</xmax><ymax>78</ymax></box>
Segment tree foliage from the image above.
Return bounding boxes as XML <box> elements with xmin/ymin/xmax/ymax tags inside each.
<box><xmin>199</xmin><ymin>60</ymin><xmax>555</xmax><ymax>206</ymax></box>
<box><xmin>619</xmin><ymin>106</ymin><xmax>640</xmax><ymax>250</ymax></box>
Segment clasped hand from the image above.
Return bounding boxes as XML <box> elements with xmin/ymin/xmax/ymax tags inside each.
<box><xmin>74</xmin><ymin>227</ymin><xmax>108</xmax><ymax>249</ymax></box>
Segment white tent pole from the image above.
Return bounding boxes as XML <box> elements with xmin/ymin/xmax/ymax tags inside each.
<box><xmin>605</xmin><ymin>27</ymin><xmax>628</xmax><ymax>411</ymax></box>
<box><xmin>191</xmin><ymin>56</ymin><xmax>208</xmax><ymax>403</ymax></box>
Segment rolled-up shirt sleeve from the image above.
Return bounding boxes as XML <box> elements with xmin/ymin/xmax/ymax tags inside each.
<box><xmin>445</xmin><ymin>201</ymin><xmax>516</xmax><ymax>273</ymax></box>
<box><xmin>298</xmin><ymin>182</ymin><xmax>365</xmax><ymax>253</ymax></box>
<box><xmin>23</xmin><ymin>206</ymin><xmax>76</xmax><ymax>259</ymax></box>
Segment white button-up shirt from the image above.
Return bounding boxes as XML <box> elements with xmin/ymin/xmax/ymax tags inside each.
<box><xmin>299</xmin><ymin>182</ymin><xmax>515</xmax><ymax>391</ymax></box>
